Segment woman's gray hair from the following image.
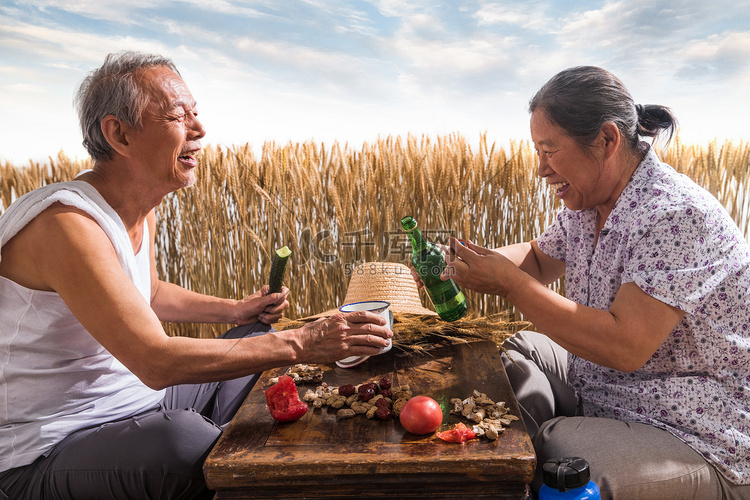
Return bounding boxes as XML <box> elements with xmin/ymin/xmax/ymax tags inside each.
<box><xmin>74</xmin><ymin>51</ymin><xmax>180</xmax><ymax>162</ymax></box>
<box><xmin>528</xmin><ymin>66</ymin><xmax>677</xmax><ymax>152</ymax></box>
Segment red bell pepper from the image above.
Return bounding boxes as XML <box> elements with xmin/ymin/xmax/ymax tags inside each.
<box><xmin>265</xmin><ymin>375</ymin><xmax>309</xmax><ymax>422</ymax></box>
<box><xmin>436</xmin><ymin>422</ymin><xmax>477</xmax><ymax>443</ymax></box>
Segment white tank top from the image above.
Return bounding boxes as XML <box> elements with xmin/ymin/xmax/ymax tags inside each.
<box><xmin>0</xmin><ymin>180</ymin><xmax>164</xmax><ymax>471</ymax></box>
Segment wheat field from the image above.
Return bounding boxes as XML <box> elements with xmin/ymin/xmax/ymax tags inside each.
<box><xmin>2</xmin><ymin>135</ymin><xmax>748</xmax><ymax>338</ymax></box>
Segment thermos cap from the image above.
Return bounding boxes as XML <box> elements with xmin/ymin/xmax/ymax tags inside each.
<box><xmin>542</xmin><ymin>457</ymin><xmax>592</xmax><ymax>492</ymax></box>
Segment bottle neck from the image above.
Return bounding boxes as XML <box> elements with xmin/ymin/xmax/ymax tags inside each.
<box><xmin>405</xmin><ymin>226</ymin><xmax>428</xmax><ymax>252</ymax></box>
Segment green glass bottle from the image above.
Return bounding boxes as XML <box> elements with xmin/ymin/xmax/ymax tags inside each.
<box><xmin>400</xmin><ymin>215</ymin><xmax>468</xmax><ymax>322</ymax></box>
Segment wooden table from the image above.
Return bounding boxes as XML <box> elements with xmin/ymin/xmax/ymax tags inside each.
<box><xmin>204</xmin><ymin>340</ymin><xmax>536</xmax><ymax>499</ymax></box>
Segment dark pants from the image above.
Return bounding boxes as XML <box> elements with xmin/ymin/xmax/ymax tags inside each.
<box><xmin>503</xmin><ymin>330</ymin><xmax>750</xmax><ymax>499</ymax></box>
<box><xmin>0</xmin><ymin>322</ymin><xmax>272</xmax><ymax>500</ymax></box>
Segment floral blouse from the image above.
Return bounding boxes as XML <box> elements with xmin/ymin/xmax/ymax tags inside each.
<box><xmin>536</xmin><ymin>145</ymin><xmax>750</xmax><ymax>484</ymax></box>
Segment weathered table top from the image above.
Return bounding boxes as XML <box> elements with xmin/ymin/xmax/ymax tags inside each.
<box><xmin>204</xmin><ymin>340</ymin><xmax>536</xmax><ymax>499</ymax></box>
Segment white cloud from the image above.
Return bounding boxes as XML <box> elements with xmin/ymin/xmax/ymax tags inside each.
<box><xmin>1</xmin><ymin>0</ymin><xmax>749</xmax><ymax>164</ymax></box>
<box><xmin>388</xmin><ymin>34</ymin><xmax>515</xmax><ymax>74</ymax></box>
<box><xmin>234</xmin><ymin>37</ymin><xmax>352</xmax><ymax>71</ymax></box>
<box><xmin>13</xmin><ymin>0</ymin><xmax>162</xmax><ymax>25</ymax></box>
<box><xmin>0</xmin><ymin>16</ymin><xmax>172</xmax><ymax>64</ymax></box>
<box><xmin>364</xmin><ymin>0</ymin><xmax>424</xmax><ymax>18</ymax></box>
<box><xmin>2</xmin><ymin>82</ymin><xmax>45</xmax><ymax>93</ymax></box>
<box><xmin>474</xmin><ymin>1</ymin><xmax>550</xmax><ymax>30</ymax></box>
<box><xmin>677</xmin><ymin>31</ymin><xmax>750</xmax><ymax>80</ymax></box>
<box><xmin>367</xmin><ymin>7</ymin><xmax>528</xmax><ymax>98</ymax></box>
<box><xmin>177</xmin><ymin>0</ymin><xmax>275</xmax><ymax>19</ymax></box>
<box><xmin>0</xmin><ymin>14</ymin><xmax>186</xmax><ymax>164</ymax></box>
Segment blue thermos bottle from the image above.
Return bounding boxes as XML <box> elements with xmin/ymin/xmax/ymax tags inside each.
<box><xmin>539</xmin><ymin>457</ymin><xmax>601</xmax><ymax>499</ymax></box>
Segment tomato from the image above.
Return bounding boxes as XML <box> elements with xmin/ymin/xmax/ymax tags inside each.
<box><xmin>436</xmin><ymin>422</ymin><xmax>476</xmax><ymax>443</ymax></box>
<box><xmin>399</xmin><ymin>396</ymin><xmax>443</xmax><ymax>435</ymax></box>
<box><xmin>265</xmin><ymin>375</ymin><xmax>309</xmax><ymax>422</ymax></box>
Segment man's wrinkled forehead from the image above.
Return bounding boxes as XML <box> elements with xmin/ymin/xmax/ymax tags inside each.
<box><xmin>137</xmin><ymin>66</ymin><xmax>196</xmax><ymax>112</ymax></box>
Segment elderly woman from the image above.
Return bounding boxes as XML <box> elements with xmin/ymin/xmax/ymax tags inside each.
<box><xmin>0</xmin><ymin>51</ymin><xmax>391</xmax><ymax>500</ymax></box>
<box><xmin>445</xmin><ymin>67</ymin><xmax>749</xmax><ymax>499</ymax></box>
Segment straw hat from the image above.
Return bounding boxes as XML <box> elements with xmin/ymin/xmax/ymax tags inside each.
<box><xmin>306</xmin><ymin>262</ymin><xmax>437</xmax><ymax>319</ymax></box>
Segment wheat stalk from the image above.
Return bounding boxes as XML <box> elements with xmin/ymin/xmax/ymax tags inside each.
<box><xmin>3</xmin><ymin>137</ymin><xmax>747</xmax><ymax>338</ymax></box>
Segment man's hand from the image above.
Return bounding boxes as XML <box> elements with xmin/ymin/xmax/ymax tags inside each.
<box><xmin>292</xmin><ymin>311</ymin><xmax>392</xmax><ymax>364</ymax></box>
<box><xmin>235</xmin><ymin>285</ymin><xmax>290</xmax><ymax>325</ymax></box>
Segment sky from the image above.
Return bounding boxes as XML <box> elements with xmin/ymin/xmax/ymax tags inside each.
<box><xmin>1</xmin><ymin>0</ymin><xmax>749</xmax><ymax>165</ymax></box>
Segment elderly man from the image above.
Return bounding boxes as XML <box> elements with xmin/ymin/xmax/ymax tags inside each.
<box><xmin>0</xmin><ymin>51</ymin><xmax>391</xmax><ymax>499</ymax></box>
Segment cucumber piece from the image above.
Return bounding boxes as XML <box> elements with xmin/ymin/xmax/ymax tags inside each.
<box><xmin>268</xmin><ymin>245</ymin><xmax>292</xmax><ymax>293</ymax></box>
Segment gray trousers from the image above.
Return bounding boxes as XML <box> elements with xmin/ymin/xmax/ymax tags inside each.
<box><xmin>0</xmin><ymin>322</ymin><xmax>272</xmax><ymax>500</ymax></box>
<box><xmin>503</xmin><ymin>330</ymin><xmax>750</xmax><ymax>500</ymax></box>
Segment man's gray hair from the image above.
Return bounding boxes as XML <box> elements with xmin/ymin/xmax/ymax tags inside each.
<box><xmin>74</xmin><ymin>51</ymin><xmax>180</xmax><ymax>162</ymax></box>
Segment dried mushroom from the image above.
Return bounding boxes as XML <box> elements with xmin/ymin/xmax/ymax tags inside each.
<box><xmin>449</xmin><ymin>390</ymin><xmax>520</xmax><ymax>441</ymax></box>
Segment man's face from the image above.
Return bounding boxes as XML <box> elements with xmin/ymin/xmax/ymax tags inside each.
<box><xmin>129</xmin><ymin>66</ymin><xmax>205</xmax><ymax>190</ymax></box>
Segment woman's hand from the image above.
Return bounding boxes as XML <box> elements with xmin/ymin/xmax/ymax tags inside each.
<box><xmin>235</xmin><ymin>285</ymin><xmax>290</xmax><ymax>325</ymax></box>
<box><xmin>442</xmin><ymin>237</ymin><xmax>523</xmax><ymax>298</ymax></box>
<box><xmin>293</xmin><ymin>311</ymin><xmax>392</xmax><ymax>364</ymax></box>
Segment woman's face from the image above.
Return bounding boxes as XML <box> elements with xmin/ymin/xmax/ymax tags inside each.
<box><xmin>530</xmin><ymin>110</ymin><xmax>613</xmax><ymax>212</ymax></box>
